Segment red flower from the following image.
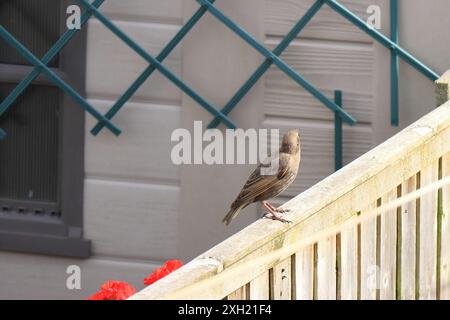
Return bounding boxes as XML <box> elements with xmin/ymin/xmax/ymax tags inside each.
<box><xmin>143</xmin><ymin>259</ymin><xmax>183</xmax><ymax>285</ymax></box>
<box><xmin>87</xmin><ymin>280</ymin><xmax>136</xmax><ymax>300</ymax></box>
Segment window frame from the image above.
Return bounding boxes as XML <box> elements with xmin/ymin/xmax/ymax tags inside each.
<box><xmin>0</xmin><ymin>0</ymin><xmax>90</xmax><ymax>258</ymax></box>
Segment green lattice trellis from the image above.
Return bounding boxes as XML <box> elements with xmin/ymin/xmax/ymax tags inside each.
<box><xmin>0</xmin><ymin>0</ymin><xmax>439</xmax><ymax>169</ymax></box>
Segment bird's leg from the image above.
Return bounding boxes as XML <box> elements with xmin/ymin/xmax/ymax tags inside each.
<box><xmin>262</xmin><ymin>201</ymin><xmax>292</xmax><ymax>224</ymax></box>
<box><xmin>265</xmin><ymin>202</ymin><xmax>291</xmax><ymax>214</ymax></box>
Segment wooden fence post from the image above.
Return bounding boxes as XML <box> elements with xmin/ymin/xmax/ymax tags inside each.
<box><xmin>437</xmin><ymin>70</ymin><xmax>450</xmax><ymax>299</ymax></box>
<box><xmin>436</xmin><ymin>70</ymin><xmax>450</xmax><ymax>107</ymax></box>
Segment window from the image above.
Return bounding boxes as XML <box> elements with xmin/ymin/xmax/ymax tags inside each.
<box><xmin>0</xmin><ymin>0</ymin><xmax>90</xmax><ymax>257</ymax></box>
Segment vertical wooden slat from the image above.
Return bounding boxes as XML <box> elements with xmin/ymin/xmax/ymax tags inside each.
<box><xmin>418</xmin><ymin>163</ymin><xmax>439</xmax><ymax>299</ymax></box>
<box><xmin>227</xmin><ymin>284</ymin><xmax>248</xmax><ymax>300</ymax></box>
<box><xmin>361</xmin><ymin>202</ymin><xmax>378</xmax><ymax>300</ymax></box>
<box><xmin>313</xmin><ymin>243</ymin><xmax>318</xmax><ymax>299</ymax></box>
<box><xmin>336</xmin><ymin>233</ymin><xmax>341</xmax><ymax>300</ymax></box>
<box><xmin>294</xmin><ymin>245</ymin><xmax>314</xmax><ymax>300</ymax></box>
<box><xmin>317</xmin><ymin>236</ymin><xmax>337</xmax><ymax>300</ymax></box>
<box><xmin>249</xmin><ymin>271</ymin><xmax>270</xmax><ymax>300</ymax></box>
<box><xmin>401</xmin><ymin>175</ymin><xmax>417</xmax><ymax>299</ymax></box>
<box><xmin>380</xmin><ymin>188</ymin><xmax>398</xmax><ymax>300</ymax></box>
<box><xmin>341</xmin><ymin>226</ymin><xmax>358</xmax><ymax>299</ymax></box>
<box><xmin>435</xmin><ymin>69</ymin><xmax>449</xmax><ymax>299</ymax></box>
<box><xmin>441</xmin><ymin>154</ymin><xmax>450</xmax><ymax>299</ymax></box>
<box><xmin>271</xmin><ymin>257</ymin><xmax>292</xmax><ymax>300</ymax></box>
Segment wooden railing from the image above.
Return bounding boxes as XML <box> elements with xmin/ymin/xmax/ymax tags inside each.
<box><xmin>130</xmin><ymin>71</ymin><xmax>450</xmax><ymax>300</ymax></box>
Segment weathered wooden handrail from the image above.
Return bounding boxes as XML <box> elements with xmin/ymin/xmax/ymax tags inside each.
<box><xmin>131</xmin><ymin>71</ymin><xmax>450</xmax><ymax>300</ymax></box>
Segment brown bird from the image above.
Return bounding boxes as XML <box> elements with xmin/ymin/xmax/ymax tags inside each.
<box><xmin>222</xmin><ymin>129</ymin><xmax>301</xmax><ymax>225</ymax></box>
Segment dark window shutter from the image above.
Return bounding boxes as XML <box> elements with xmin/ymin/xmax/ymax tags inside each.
<box><xmin>0</xmin><ymin>0</ymin><xmax>61</xmax><ymax>67</ymax></box>
<box><xmin>0</xmin><ymin>83</ymin><xmax>60</xmax><ymax>206</ymax></box>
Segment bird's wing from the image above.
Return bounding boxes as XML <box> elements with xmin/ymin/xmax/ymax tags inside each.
<box><xmin>235</xmin><ymin>158</ymin><xmax>290</xmax><ymax>204</ymax></box>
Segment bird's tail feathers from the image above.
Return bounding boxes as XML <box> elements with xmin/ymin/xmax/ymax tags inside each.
<box><xmin>222</xmin><ymin>204</ymin><xmax>245</xmax><ymax>226</ymax></box>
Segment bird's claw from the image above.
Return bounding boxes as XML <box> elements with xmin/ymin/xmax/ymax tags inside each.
<box><xmin>274</xmin><ymin>216</ymin><xmax>292</xmax><ymax>224</ymax></box>
<box><xmin>263</xmin><ymin>212</ymin><xmax>292</xmax><ymax>224</ymax></box>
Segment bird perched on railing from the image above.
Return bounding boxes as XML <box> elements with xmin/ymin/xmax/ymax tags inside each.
<box><xmin>222</xmin><ymin>129</ymin><xmax>301</xmax><ymax>225</ymax></box>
